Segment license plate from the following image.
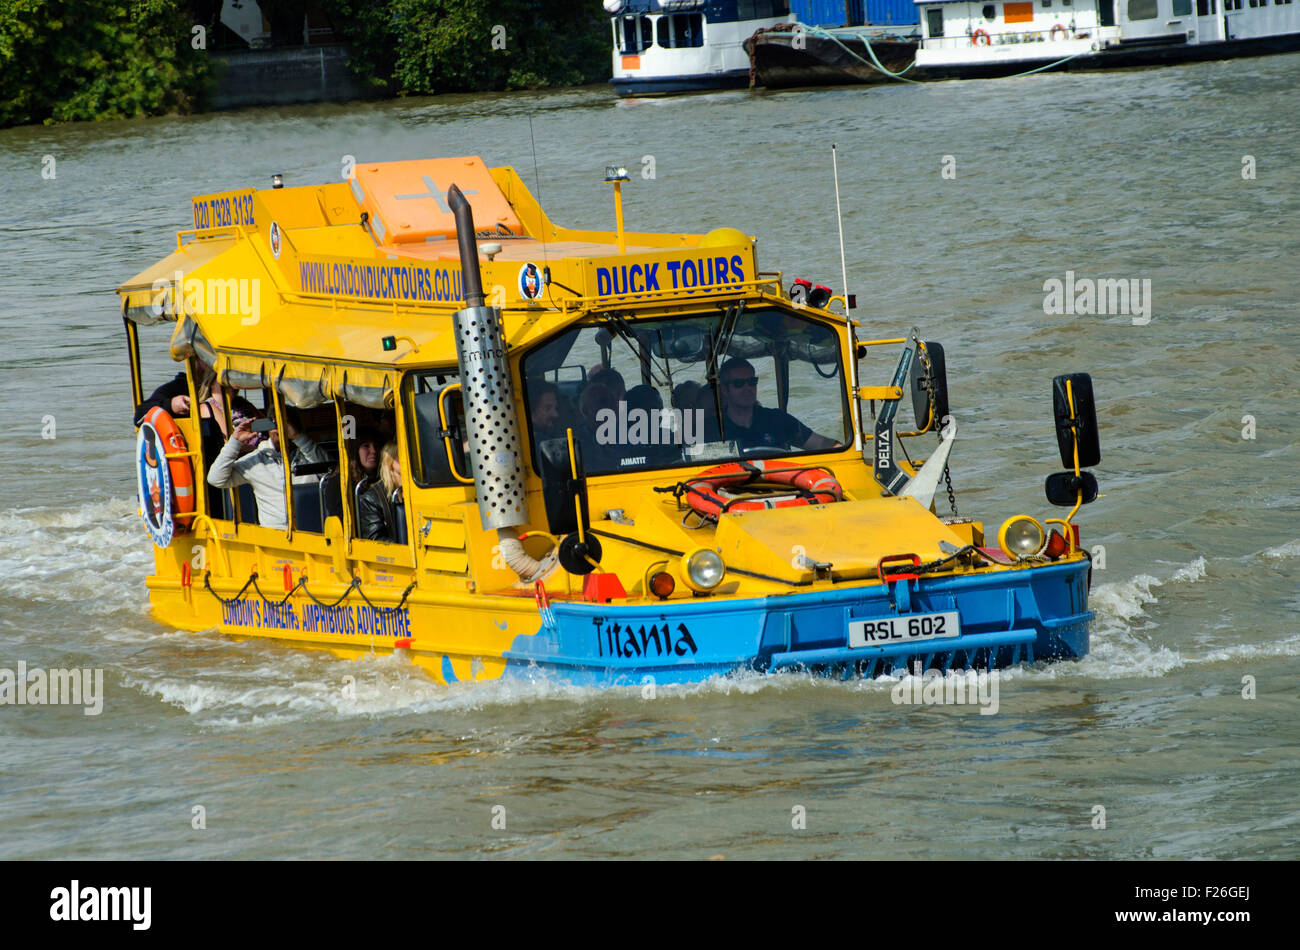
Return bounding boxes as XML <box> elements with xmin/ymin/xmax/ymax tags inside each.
<box><xmin>848</xmin><ymin>611</ymin><xmax>960</xmax><ymax>648</ymax></box>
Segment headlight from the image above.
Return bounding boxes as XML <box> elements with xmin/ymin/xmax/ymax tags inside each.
<box><xmin>681</xmin><ymin>548</ymin><xmax>725</xmax><ymax>591</ymax></box>
<box><xmin>998</xmin><ymin>515</ymin><xmax>1045</xmax><ymax>560</ymax></box>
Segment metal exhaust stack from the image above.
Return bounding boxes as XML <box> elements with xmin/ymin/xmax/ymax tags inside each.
<box><xmin>448</xmin><ymin>184</ymin><xmax>529</xmax><ymax>532</ymax></box>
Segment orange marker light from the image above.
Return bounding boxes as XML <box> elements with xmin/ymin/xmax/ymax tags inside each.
<box><xmin>650</xmin><ymin>571</ymin><xmax>675</xmax><ymax>600</ymax></box>
<box><xmin>1043</xmin><ymin>530</ymin><xmax>1069</xmax><ymax>560</ymax></box>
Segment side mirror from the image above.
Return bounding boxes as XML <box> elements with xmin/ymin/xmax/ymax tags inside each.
<box><xmin>1045</xmin><ymin>470</ymin><xmax>1099</xmax><ymax>506</ymax></box>
<box><xmin>558</xmin><ymin>531</ymin><xmax>602</xmax><ymax>575</ymax></box>
<box><xmin>910</xmin><ymin>340</ymin><xmax>949</xmax><ymax>432</ymax></box>
<box><xmin>1053</xmin><ymin>373</ymin><xmax>1101</xmax><ymax>468</ymax></box>
<box><xmin>537</xmin><ymin>431</ymin><xmax>590</xmax><ymax>538</ymax></box>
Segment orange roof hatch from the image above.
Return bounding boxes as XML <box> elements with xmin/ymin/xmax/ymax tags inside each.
<box><xmin>348</xmin><ymin>157</ymin><xmax>524</xmax><ymax>246</ymax></box>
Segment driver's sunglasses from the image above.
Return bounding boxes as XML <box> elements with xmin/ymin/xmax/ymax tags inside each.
<box><xmin>726</xmin><ymin>376</ymin><xmax>759</xmax><ymax>389</ymax></box>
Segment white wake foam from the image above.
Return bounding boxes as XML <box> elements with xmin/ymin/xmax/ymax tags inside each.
<box><xmin>1263</xmin><ymin>539</ymin><xmax>1300</xmax><ymax>559</ymax></box>
<box><xmin>0</xmin><ymin>498</ymin><xmax>151</xmax><ymax>614</ymax></box>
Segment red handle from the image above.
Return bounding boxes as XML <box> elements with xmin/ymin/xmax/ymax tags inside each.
<box><xmin>877</xmin><ymin>553</ymin><xmax>921</xmax><ymax>583</ymax></box>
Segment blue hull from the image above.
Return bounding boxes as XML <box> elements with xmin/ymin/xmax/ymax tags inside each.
<box><xmin>611</xmin><ymin>71</ymin><xmax>752</xmax><ymax>96</ymax></box>
<box><xmin>504</xmin><ymin>559</ymin><xmax>1091</xmax><ymax>686</ymax></box>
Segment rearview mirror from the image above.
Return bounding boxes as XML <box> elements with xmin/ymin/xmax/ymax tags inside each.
<box><xmin>1045</xmin><ymin>470</ymin><xmax>1099</xmax><ymax>507</ymax></box>
<box><xmin>537</xmin><ymin>432</ymin><xmax>590</xmax><ymax>537</ymax></box>
<box><xmin>910</xmin><ymin>340</ymin><xmax>949</xmax><ymax>432</ymax></box>
<box><xmin>1053</xmin><ymin>373</ymin><xmax>1101</xmax><ymax>469</ymax></box>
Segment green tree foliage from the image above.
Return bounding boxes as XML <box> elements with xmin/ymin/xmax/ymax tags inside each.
<box><xmin>325</xmin><ymin>0</ymin><xmax>609</xmax><ymax>95</ymax></box>
<box><xmin>0</xmin><ymin>0</ymin><xmax>211</xmax><ymax>127</ymax></box>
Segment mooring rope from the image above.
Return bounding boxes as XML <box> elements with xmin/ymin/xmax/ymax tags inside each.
<box><xmin>801</xmin><ymin>23</ymin><xmax>1090</xmax><ymax>85</ymax></box>
<box><xmin>204</xmin><ymin>571</ymin><xmax>417</xmax><ymax>615</ymax></box>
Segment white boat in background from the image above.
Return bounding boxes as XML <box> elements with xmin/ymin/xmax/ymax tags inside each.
<box><xmin>914</xmin><ymin>0</ymin><xmax>1300</xmax><ymax>77</ymax></box>
<box><xmin>606</xmin><ymin>0</ymin><xmax>794</xmax><ymax>95</ymax></box>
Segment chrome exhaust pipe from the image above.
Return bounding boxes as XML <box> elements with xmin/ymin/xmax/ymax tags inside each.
<box><xmin>447</xmin><ymin>184</ymin><xmax>531</xmax><ymax>533</ymax></box>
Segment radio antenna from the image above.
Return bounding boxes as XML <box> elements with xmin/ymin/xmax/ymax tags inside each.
<box><xmin>833</xmin><ymin>143</ymin><xmax>864</xmax><ymax>453</ymax></box>
<box><xmin>528</xmin><ymin>116</ymin><xmax>553</xmax><ymax>297</ymax></box>
<box><xmin>832</xmin><ymin>143</ymin><xmax>850</xmax><ymax>313</ymax></box>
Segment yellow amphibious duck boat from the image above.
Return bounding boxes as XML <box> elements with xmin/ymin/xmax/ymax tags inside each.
<box><xmin>117</xmin><ymin>156</ymin><xmax>1103</xmax><ymax>685</ymax></box>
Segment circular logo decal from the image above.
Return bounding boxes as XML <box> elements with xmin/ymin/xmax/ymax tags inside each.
<box><xmin>518</xmin><ymin>262</ymin><xmax>545</xmax><ymax>300</ymax></box>
<box><xmin>137</xmin><ymin>422</ymin><xmax>175</xmax><ymax>548</ymax></box>
<box><xmin>269</xmin><ymin>221</ymin><xmax>282</xmax><ymax>259</ymax></box>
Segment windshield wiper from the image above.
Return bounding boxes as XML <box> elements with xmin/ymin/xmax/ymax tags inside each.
<box><xmin>602</xmin><ymin>312</ymin><xmax>671</xmax><ymax>389</ymax></box>
<box><xmin>704</xmin><ymin>301</ymin><xmax>745</xmax><ymax>436</ymax></box>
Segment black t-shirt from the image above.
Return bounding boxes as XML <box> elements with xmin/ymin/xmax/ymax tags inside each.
<box><xmin>710</xmin><ymin>404</ymin><xmax>812</xmax><ymax>450</ymax></box>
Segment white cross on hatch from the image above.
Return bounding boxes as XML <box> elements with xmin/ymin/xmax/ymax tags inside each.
<box><xmin>394</xmin><ymin>175</ymin><xmax>476</xmax><ymax>214</ymax></box>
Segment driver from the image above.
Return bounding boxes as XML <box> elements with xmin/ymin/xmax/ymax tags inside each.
<box><xmin>712</xmin><ymin>357</ymin><xmax>840</xmax><ymax>452</ymax></box>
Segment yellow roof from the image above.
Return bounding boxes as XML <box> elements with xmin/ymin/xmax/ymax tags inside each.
<box><xmin>118</xmin><ymin>157</ymin><xmax>770</xmax><ymax>396</ymax></box>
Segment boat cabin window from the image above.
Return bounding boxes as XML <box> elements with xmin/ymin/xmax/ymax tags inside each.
<box><xmin>1127</xmin><ymin>0</ymin><xmax>1158</xmax><ymax>17</ymax></box>
<box><xmin>192</xmin><ymin>384</ymin><xmax>341</xmax><ymax>534</ymax></box>
<box><xmin>1172</xmin><ymin>0</ymin><xmax>1191</xmax><ymax>12</ymax></box>
<box><xmin>336</xmin><ymin>402</ymin><xmax>400</xmax><ymax>539</ymax></box>
<box><xmin>521</xmin><ymin>308</ymin><xmax>849</xmax><ymax>478</ymax></box>
<box><xmin>657</xmin><ymin>13</ymin><xmax>704</xmax><ymax>49</ymax></box>
<box><xmin>926</xmin><ymin>8</ymin><xmax>945</xmax><ymax>35</ymax></box>
<box><xmin>738</xmin><ymin>0</ymin><xmax>791</xmax><ymax>18</ymax></box>
<box><xmin>1196</xmin><ymin>0</ymin><xmax>1216</xmax><ymax>14</ymax></box>
<box><xmin>402</xmin><ymin>371</ymin><xmax>470</xmax><ymax>489</ymax></box>
<box><xmin>616</xmin><ymin>15</ymin><xmax>654</xmax><ymax>54</ymax></box>
<box><xmin>982</xmin><ymin>4</ymin><xmax>996</xmax><ymax>18</ymax></box>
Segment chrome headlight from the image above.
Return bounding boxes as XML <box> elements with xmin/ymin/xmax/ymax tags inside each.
<box><xmin>998</xmin><ymin>515</ymin><xmax>1046</xmax><ymax>560</ymax></box>
<box><xmin>681</xmin><ymin>548</ymin><xmax>725</xmax><ymax>591</ymax></box>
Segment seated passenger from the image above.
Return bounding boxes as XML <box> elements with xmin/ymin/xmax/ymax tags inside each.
<box><xmin>358</xmin><ymin>441</ymin><xmax>404</xmax><ymax>542</ymax></box>
<box><xmin>349</xmin><ymin>427</ymin><xmax>382</xmax><ymax>495</ymax></box>
<box><xmin>206</xmin><ymin>406</ymin><xmax>327</xmax><ymax>530</ymax></box>
<box><xmin>671</xmin><ymin>380</ymin><xmax>701</xmax><ymax>411</ymax></box>
<box><xmin>625</xmin><ymin>383</ymin><xmax>676</xmax><ymax>461</ymax></box>
<box><xmin>577</xmin><ymin>381</ymin><xmax>619</xmax><ymax>470</ymax></box>
<box><xmin>587</xmin><ymin>366</ymin><xmax>626</xmax><ymax>401</ymax></box>
<box><xmin>194</xmin><ymin>364</ymin><xmax>258</xmax><ymax>513</ymax></box>
<box><xmin>133</xmin><ymin>358</ymin><xmax>213</xmax><ymax>425</ymax></box>
<box><xmin>529</xmin><ymin>380</ymin><xmax>565</xmax><ymax>444</ymax></box>
<box><xmin>195</xmin><ymin>366</ymin><xmax>258</xmax><ymax>448</ymax></box>
<box><xmin>710</xmin><ymin>357</ymin><xmax>840</xmax><ymax>452</ymax></box>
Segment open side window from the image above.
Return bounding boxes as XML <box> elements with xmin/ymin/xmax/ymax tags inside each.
<box><xmin>404</xmin><ymin>371</ymin><xmax>472</xmax><ymax>488</ymax></box>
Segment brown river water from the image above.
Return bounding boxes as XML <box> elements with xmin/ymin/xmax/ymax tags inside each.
<box><xmin>0</xmin><ymin>56</ymin><xmax>1297</xmax><ymax>859</ymax></box>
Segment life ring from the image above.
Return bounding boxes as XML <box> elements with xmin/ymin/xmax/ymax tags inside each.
<box><xmin>1050</xmin><ymin>24</ymin><xmax>1069</xmax><ymax>40</ymax></box>
<box><xmin>136</xmin><ymin>406</ymin><xmax>194</xmax><ymax>546</ymax></box>
<box><xmin>682</xmin><ymin>460</ymin><xmax>843</xmax><ymax>519</ymax></box>
<box><xmin>971</xmin><ymin>29</ymin><xmax>991</xmax><ymax>46</ymax></box>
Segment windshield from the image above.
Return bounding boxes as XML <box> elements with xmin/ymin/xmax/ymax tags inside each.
<box><xmin>521</xmin><ymin>307</ymin><xmax>849</xmax><ymax>476</ymax></box>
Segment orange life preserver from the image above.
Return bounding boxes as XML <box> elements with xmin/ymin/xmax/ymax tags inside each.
<box><xmin>972</xmin><ymin>29</ymin><xmax>991</xmax><ymax>46</ymax></box>
<box><xmin>682</xmin><ymin>460</ymin><xmax>843</xmax><ymax>519</ymax></box>
<box><xmin>1050</xmin><ymin>24</ymin><xmax>1069</xmax><ymax>40</ymax></box>
<box><xmin>140</xmin><ymin>405</ymin><xmax>195</xmax><ymax>536</ymax></box>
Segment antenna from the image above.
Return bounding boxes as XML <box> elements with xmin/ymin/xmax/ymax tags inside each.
<box><xmin>528</xmin><ymin>116</ymin><xmax>553</xmax><ymax>298</ymax></box>
<box><xmin>832</xmin><ymin>143</ymin><xmax>850</xmax><ymax>313</ymax></box>
<box><xmin>832</xmin><ymin>143</ymin><xmax>864</xmax><ymax>453</ymax></box>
